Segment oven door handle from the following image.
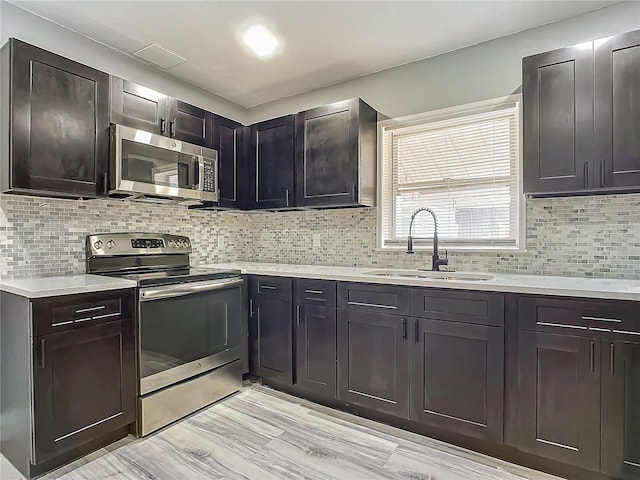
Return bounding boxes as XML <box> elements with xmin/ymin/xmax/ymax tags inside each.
<box><xmin>139</xmin><ymin>277</ymin><xmax>243</xmax><ymax>301</ymax></box>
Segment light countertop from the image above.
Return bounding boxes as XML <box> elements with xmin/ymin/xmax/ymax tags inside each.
<box><xmin>0</xmin><ymin>275</ymin><xmax>137</xmax><ymax>299</ymax></box>
<box><xmin>201</xmin><ymin>262</ymin><xmax>640</xmax><ymax>302</ymax></box>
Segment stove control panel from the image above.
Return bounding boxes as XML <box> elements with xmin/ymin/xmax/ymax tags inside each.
<box><xmin>86</xmin><ymin>233</ymin><xmax>192</xmax><ymax>257</ymax></box>
<box><xmin>131</xmin><ymin>238</ymin><xmax>165</xmax><ymax>249</ymax></box>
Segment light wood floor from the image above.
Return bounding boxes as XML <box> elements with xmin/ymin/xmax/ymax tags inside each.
<box><xmin>8</xmin><ymin>384</ymin><xmax>565</xmax><ymax>480</ymax></box>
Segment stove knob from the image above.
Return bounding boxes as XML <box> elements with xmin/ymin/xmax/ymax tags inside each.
<box><xmin>106</xmin><ymin>240</ymin><xmax>115</xmax><ymax>249</ymax></box>
<box><xmin>93</xmin><ymin>240</ymin><xmax>103</xmax><ymax>250</ymax></box>
<box><xmin>183</xmin><ymin>240</ymin><xmax>190</xmax><ymax>248</ymax></box>
<box><xmin>168</xmin><ymin>240</ymin><xmax>176</xmax><ymax>247</ymax></box>
<box><xmin>176</xmin><ymin>240</ymin><xmax>183</xmax><ymax>248</ymax></box>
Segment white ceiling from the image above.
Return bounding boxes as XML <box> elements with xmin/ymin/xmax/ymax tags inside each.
<box><xmin>9</xmin><ymin>0</ymin><xmax>618</xmax><ymax>108</ymax></box>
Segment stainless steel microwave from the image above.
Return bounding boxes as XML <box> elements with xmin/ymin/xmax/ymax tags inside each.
<box><xmin>109</xmin><ymin>124</ymin><xmax>218</xmax><ymax>204</ymax></box>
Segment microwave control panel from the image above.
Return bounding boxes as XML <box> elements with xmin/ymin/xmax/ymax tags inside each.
<box><xmin>202</xmin><ymin>159</ymin><xmax>216</xmax><ymax>193</ymax></box>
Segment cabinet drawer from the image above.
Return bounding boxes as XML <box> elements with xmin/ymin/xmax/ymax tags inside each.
<box><xmin>249</xmin><ymin>276</ymin><xmax>292</xmax><ymax>302</ymax></box>
<box><xmin>519</xmin><ymin>296</ymin><xmax>640</xmax><ymax>337</ymax></box>
<box><xmin>295</xmin><ymin>279</ymin><xmax>336</xmax><ymax>306</ymax></box>
<box><xmin>410</xmin><ymin>289</ymin><xmax>504</xmax><ymax>326</ymax></box>
<box><xmin>337</xmin><ymin>282</ymin><xmax>410</xmax><ymax>315</ymax></box>
<box><xmin>32</xmin><ymin>290</ymin><xmax>134</xmax><ymax>336</ymax></box>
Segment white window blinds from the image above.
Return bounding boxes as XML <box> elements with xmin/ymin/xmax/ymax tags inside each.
<box><xmin>379</xmin><ymin>95</ymin><xmax>523</xmax><ymax>250</ymax></box>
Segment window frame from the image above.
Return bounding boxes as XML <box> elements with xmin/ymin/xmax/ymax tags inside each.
<box><xmin>376</xmin><ymin>94</ymin><xmax>525</xmax><ymax>253</ymax></box>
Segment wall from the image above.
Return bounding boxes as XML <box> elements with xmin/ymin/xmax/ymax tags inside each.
<box><xmin>3</xmin><ymin>192</ymin><xmax>639</xmax><ymax>280</ymax></box>
<box><xmin>247</xmin><ymin>2</ymin><xmax>640</xmax><ymax>122</ymax></box>
<box><xmin>1</xmin><ymin>3</ymin><xmax>640</xmax><ymax>280</ymax></box>
<box><xmin>244</xmin><ymin>194</ymin><xmax>640</xmax><ymax>279</ymax></box>
<box><xmin>0</xmin><ymin>194</ymin><xmax>251</xmax><ymax>278</ymax></box>
<box><xmin>0</xmin><ymin>1</ymin><xmax>246</xmax><ymax>123</ymax></box>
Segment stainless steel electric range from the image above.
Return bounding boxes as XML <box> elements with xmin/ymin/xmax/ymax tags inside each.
<box><xmin>86</xmin><ymin>232</ymin><xmax>246</xmax><ymax>436</ymax></box>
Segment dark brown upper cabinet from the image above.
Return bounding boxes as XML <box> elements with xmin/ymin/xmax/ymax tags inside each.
<box><xmin>1</xmin><ymin>39</ymin><xmax>110</xmax><ymax>198</ymax></box>
<box><xmin>594</xmin><ymin>29</ymin><xmax>640</xmax><ymax>190</ymax></box>
<box><xmin>110</xmin><ymin>77</ymin><xmax>213</xmax><ymax>148</ymax></box>
<box><xmin>245</xmin><ymin>115</ymin><xmax>295</xmax><ymax>210</ymax></box>
<box><xmin>294</xmin><ymin>98</ymin><xmax>377</xmax><ymax>208</ymax></box>
<box><xmin>213</xmin><ymin>115</ymin><xmax>245</xmax><ymax>209</ymax></box>
<box><xmin>522</xmin><ymin>43</ymin><xmax>594</xmax><ymax>195</ymax></box>
<box><xmin>523</xmin><ymin>28</ymin><xmax>640</xmax><ymax>196</ymax></box>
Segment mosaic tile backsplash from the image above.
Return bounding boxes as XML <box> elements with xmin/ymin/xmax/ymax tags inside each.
<box><xmin>0</xmin><ymin>194</ymin><xmax>251</xmax><ymax>278</ymax></box>
<box><xmin>2</xmin><ymin>193</ymin><xmax>640</xmax><ymax>279</ymax></box>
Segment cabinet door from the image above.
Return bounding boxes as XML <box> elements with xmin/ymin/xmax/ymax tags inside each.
<box><xmin>247</xmin><ymin>116</ymin><xmax>294</xmax><ymax>209</ymax></box>
<box><xmin>110</xmin><ymin>77</ymin><xmax>168</xmax><ymax>135</ymax></box>
<box><xmin>517</xmin><ymin>331</ymin><xmax>600</xmax><ymax>471</ymax></box>
<box><xmin>601</xmin><ymin>340</ymin><xmax>640</xmax><ymax>479</ymax></box>
<box><xmin>594</xmin><ymin>29</ymin><xmax>640</xmax><ymax>189</ymax></box>
<box><xmin>168</xmin><ymin>99</ymin><xmax>213</xmax><ymax>148</ymax></box>
<box><xmin>214</xmin><ymin>115</ymin><xmax>243</xmax><ymax>208</ymax></box>
<box><xmin>295</xmin><ymin>304</ymin><xmax>337</xmax><ymax>397</ymax></box>
<box><xmin>32</xmin><ymin>320</ymin><xmax>135</xmax><ymax>463</ymax></box>
<box><xmin>337</xmin><ymin>309</ymin><xmax>409</xmax><ymax>418</ymax></box>
<box><xmin>249</xmin><ymin>297</ymin><xmax>293</xmax><ymax>384</ymax></box>
<box><xmin>9</xmin><ymin>39</ymin><xmax>109</xmax><ymax>197</ymax></box>
<box><xmin>522</xmin><ymin>44</ymin><xmax>593</xmax><ymax>194</ymax></box>
<box><xmin>409</xmin><ymin>318</ymin><xmax>504</xmax><ymax>443</ymax></box>
<box><xmin>295</xmin><ymin>99</ymin><xmax>359</xmax><ymax>207</ymax></box>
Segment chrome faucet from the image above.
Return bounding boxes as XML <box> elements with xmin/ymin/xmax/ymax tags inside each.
<box><xmin>407</xmin><ymin>207</ymin><xmax>449</xmax><ymax>271</ymax></box>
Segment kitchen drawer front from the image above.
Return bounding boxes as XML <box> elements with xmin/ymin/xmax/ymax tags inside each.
<box><xmin>295</xmin><ymin>279</ymin><xmax>336</xmax><ymax>306</ymax></box>
<box><xmin>518</xmin><ymin>296</ymin><xmax>640</xmax><ymax>337</ymax></box>
<box><xmin>410</xmin><ymin>289</ymin><xmax>504</xmax><ymax>326</ymax></box>
<box><xmin>337</xmin><ymin>282</ymin><xmax>410</xmax><ymax>315</ymax></box>
<box><xmin>32</xmin><ymin>289</ymin><xmax>134</xmax><ymax>336</ymax></box>
<box><xmin>249</xmin><ymin>276</ymin><xmax>292</xmax><ymax>301</ymax></box>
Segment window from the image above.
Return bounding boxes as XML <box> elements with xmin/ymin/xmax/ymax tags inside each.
<box><xmin>378</xmin><ymin>95</ymin><xmax>523</xmax><ymax>251</ymax></box>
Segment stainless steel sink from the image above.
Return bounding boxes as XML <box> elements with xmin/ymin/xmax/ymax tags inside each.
<box><xmin>362</xmin><ymin>269</ymin><xmax>493</xmax><ymax>281</ymax></box>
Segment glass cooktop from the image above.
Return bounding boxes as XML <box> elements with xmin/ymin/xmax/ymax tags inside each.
<box><xmin>104</xmin><ymin>267</ymin><xmax>241</xmax><ymax>287</ymax></box>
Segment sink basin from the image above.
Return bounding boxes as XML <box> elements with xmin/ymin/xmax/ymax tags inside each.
<box><xmin>362</xmin><ymin>269</ymin><xmax>493</xmax><ymax>282</ymax></box>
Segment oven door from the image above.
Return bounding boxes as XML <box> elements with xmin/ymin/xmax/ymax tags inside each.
<box><xmin>137</xmin><ymin>277</ymin><xmax>243</xmax><ymax>395</ymax></box>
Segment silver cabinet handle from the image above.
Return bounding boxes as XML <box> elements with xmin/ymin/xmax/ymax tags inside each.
<box><xmin>610</xmin><ymin>343</ymin><xmax>615</xmax><ymax>376</ymax></box>
<box><xmin>75</xmin><ymin>305</ymin><xmax>106</xmax><ymax>314</ymax></box>
<box><xmin>347</xmin><ymin>301</ymin><xmax>397</xmax><ymax>310</ymax></box>
<box><xmin>296</xmin><ymin>305</ymin><xmax>301</xmax><ymax>326</ymax></box>
<box><xmin>40</xmin><ymin>339</ymin><xmax>46</xmax><ymax>369</ymax></box>
<box><xmin>536</xmin><ymin>321</ymin><xmax>587</xmax><ymax>330</ymax></box>
<box><xmin>582</xmin><ymin>316</ymin><xmax>621</xmax><ymax>323</ymax></box>
<box><xmin>285</xmin><ymin>189</ymin><xmax>290</xmax><ymax>207</ymax></box>
<box><xmin>140</xmin><ymin>277</ymin><xmax>242</xmax><ymax>301</ymax></box>
<box><xmin>304</xmin><ymin>289</ymin><xmax>323</xmax><ymax>294</ymax></box>
<box><xmin>260</xmin><ymin>285</ymin><xmax>277</xmax><ymax>290</ymax></box>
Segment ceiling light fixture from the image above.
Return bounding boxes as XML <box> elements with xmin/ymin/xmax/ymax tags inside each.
<box><xmin>242</xmin><ymin>24</ymin><xmax>279</xmax><ymax>59</ymax></box>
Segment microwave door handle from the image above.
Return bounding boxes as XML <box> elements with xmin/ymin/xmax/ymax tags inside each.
<box><xmin>191</xmin><ymin>156</ymin><xmax>200</xmax><ymax>189</ymax></box>
<box><xmin>197</xmin><ymin>157</ymin><xmax>205</xmax><ymax>191</ymax></box>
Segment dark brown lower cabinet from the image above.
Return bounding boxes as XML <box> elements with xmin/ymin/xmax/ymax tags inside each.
<box><xmin>33</xmin><ymin>320</ymin><xmax>135</xmax><ymax>463</ymax></box>
<box><xmin>249</xmin><ymin>297</ymin><xmax>293</xmax><ymax>385</ymax></box>
<box><xmin>409</xmin><ymin>318</ymin><xmax>504</xmax><ymax>443</ymax></box>
<box><xmin>337</xmin><ymin>310</ymin><xmax>409</xmax><ymax>418</ymax></box>
<box><xmin>295</xmin><ymin>304</ymin><xmax>336</xmax><ymax>396</ymax></box>
<box><xmin>601</xmin><ymin>339</ymin><xmax>640</xmax><ymax>479</ymax></box>
<box><xmin>517</xmin><ymin>331</ymin><xmax>601</xmax><ymax>471</ymax></box>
